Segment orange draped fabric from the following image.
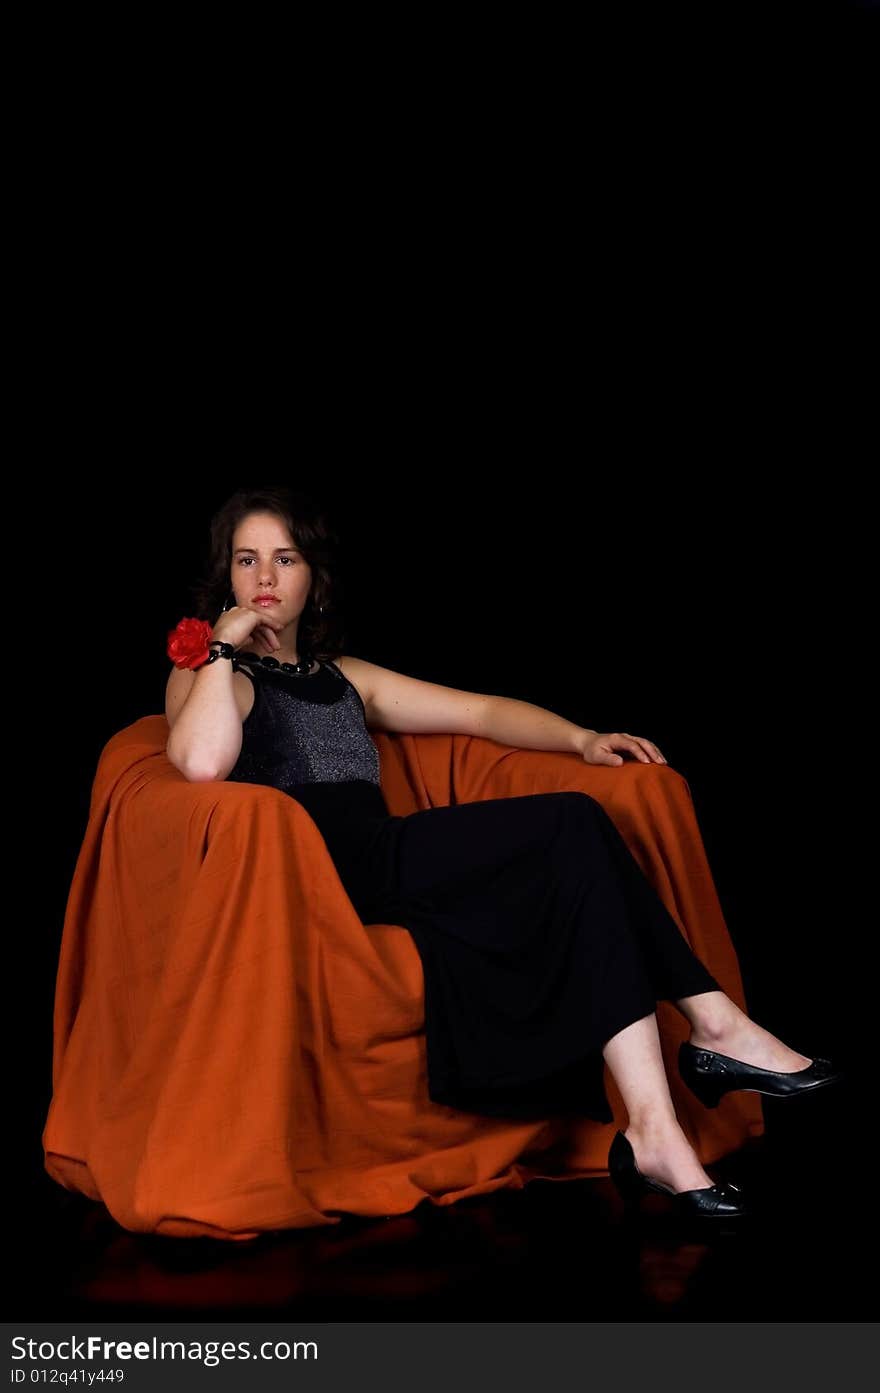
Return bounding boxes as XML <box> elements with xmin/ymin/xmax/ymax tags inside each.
<box><xmin>43</xmin><ymin>716</ymin><xmax>764</xmax><ymax>1240</ymax></box>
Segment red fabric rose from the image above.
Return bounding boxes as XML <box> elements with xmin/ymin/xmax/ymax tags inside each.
<box><xmin>167</xmin><ymin>617</ymin><xmax>215</xmax><ymax>670</ymax></box>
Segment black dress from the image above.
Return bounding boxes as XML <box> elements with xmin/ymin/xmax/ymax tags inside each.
<box><xmin>227</xmin><ymin>653</ymin><xmax>721</xmax><ymax>1123</ymax></box>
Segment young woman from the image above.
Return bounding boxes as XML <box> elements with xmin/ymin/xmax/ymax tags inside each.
<box><xmin>166</xmin><ymin>486</ymin><xmax>841</xmax><ymax>1222</ymax></box>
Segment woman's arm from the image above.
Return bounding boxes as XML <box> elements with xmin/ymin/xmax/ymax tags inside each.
<box><xmin>481</xmin><ymin>694</ymin><xmax>595</xmax><ymax>755</ymax></box>
<box><xmin>482</xmin><ymin>697</ymin><xmax>666</xmax><ymax>765</ymax></box>
<box><xmin>338</xmin><ymin>655</ymin><xmax>594</xmax><ymax>752</ymax></box>
<box><xmin>336</xmin><ymin>656</ymin><xmax>664</xmax><ymax>765</ymax></box>
<box><xmin>165</xmin><ymin>662</ymin><xmax>253</xmax><ymax>781</ymax></box>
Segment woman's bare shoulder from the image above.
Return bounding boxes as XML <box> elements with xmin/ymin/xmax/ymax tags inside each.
<box><xmin>165</xmin><ymin>662</ymin><xmax>255</xmax><ymax>732</ymax></box>
<box><xmin>331</xmin><ymin>655</ymin><xmax>375</xmax><ymax>720</ymax></box>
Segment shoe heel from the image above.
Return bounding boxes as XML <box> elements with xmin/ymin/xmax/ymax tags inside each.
<box><xmin>678</xmin><ymin>1043</ymin><xmax>729</xmax><ymax>1108</ymax></box>
<box><xmin>608</xmin><ymin>1131</ymin><xmax>655</xmax><ymax>1210</ymax></box>
<box><xmin>684</xmin><ymin>1073</ymin><xmax>727</xmax><ymax>1109</ymax></box>
<box><xmin>609</xmin><ymin>1158</ymin><xmax>643</xmax><ymax>1206</ymax></box>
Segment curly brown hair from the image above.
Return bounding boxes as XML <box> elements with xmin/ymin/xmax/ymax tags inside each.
<box><xmin>188</xmin><ymin>486</ymin><xmax>347</xmax><ymax>662</ymax></box>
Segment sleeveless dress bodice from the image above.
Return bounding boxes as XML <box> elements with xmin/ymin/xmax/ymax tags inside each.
<box><xmin>227</xmin><ymin>653</ymin><xmax>382</xmax><ymax>790</ymax></box>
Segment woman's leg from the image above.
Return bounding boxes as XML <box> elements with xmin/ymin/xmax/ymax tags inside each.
<box><xmin>602</xmin><ymin>1011</ymin><xmax>717</xmax><ymax>1193</ymax></box>
<box><xmin>674</xmin><ymin>991</ymin><xmax>812</xmax><ymax>1071</ymax></box>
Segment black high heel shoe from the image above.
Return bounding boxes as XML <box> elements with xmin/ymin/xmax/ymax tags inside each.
<box><xmin>679</xmin><ymin>1041</ymin><xmax>843</xmax><ymax>1109</ymax></box>
<box><xmin>607</xmin><ymin>1130</ymin><xmax>748</xmax><ymax>1219</ymax></box>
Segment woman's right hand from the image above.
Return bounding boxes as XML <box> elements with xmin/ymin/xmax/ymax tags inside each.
<box><xmin>210</xmin><ymin>606</ymin><xmax>285</xmax><ymax>653</ymax></box>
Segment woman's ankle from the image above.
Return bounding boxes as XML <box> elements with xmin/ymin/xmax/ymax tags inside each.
<box><xmin>624</xmin><ymin>1116</ymin><xmax>714</xmax><ymax>1192</ymax></box>
<box><xmin>682</xmin><ymin>993</ymin><xmax>746</xmax><ymax>1044</ymax></box>
<box><xmin>623</xmin><ymin>1110</ymin><xmax>683</xmax><ymax>1145</ymax></box>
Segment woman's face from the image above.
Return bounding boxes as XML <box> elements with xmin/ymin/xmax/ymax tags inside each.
<box><xmin>229</xmin><ymin>511</ymin><xmax>313</xmax><ymax>626</ymax></box>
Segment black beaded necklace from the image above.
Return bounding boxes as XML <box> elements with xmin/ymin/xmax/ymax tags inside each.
<box><xmin>234</xmin><ymin>650</ymin><xmax>320</xmax><ymax>677</ymax></box>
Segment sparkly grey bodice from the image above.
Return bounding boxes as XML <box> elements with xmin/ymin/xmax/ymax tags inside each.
<box><xmin>226</xmin><ymin>654</ymin><xmax>382</xmax><ymax>791</ymax></box>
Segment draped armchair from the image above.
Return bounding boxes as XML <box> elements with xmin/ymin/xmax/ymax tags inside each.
<box><xmin>42</xmin><ymin>716</ymin><xmax>763</xmax><ymax>1240</ymax></box>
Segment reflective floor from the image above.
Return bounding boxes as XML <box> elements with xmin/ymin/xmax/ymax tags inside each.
<box><xmin>12</xmin><ymin>1081</ymin><xmax>871</xmax><ymax>1322</ymax></box>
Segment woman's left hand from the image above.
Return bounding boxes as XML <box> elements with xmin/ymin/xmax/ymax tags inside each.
<box><xmin>577</xmin><ymin>730</ymin><xmax>667</xmax><ymax>767</ymax></box>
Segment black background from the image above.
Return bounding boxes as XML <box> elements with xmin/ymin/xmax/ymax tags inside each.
<box><xmin>11</xmin><ymin>0</ymin><xmax>874</xmax><ymax>1244</ymax></box>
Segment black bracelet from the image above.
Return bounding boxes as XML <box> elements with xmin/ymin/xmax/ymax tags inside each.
<box><xmin>205</xmin><ymin>641</ymin><xmax>235</xmax><ymax>664</ymax></box>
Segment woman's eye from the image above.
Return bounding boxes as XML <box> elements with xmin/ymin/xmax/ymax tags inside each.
<box><xmin>237</xmin><ymin>556</ymin><xmax>297</xmax><ymax>566</ymax></box>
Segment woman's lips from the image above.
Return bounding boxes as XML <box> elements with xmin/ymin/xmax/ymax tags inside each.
<box><xmin>254</xmin><ymin>597</ymin><xmax>280</xmax><ymax>607</ymax></box>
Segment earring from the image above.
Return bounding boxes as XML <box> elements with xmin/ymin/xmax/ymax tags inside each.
<box><xmin>222</xmin><ymin>593</ymin><xmax>234</xmax><ymax>612</ymax></box>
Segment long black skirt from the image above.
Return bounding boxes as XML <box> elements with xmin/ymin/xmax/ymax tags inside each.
<box><xmin>284</xmin><ymin>780</ymin><xmax>721</xmax><ymax>1123</ymax></box>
